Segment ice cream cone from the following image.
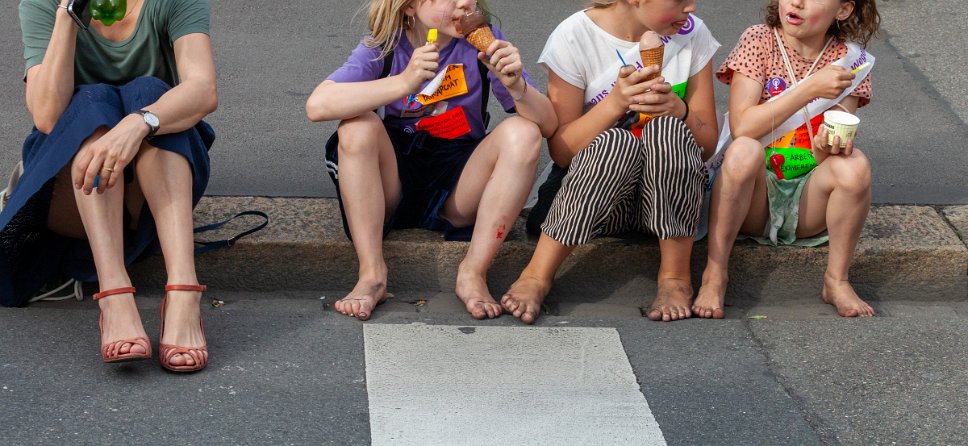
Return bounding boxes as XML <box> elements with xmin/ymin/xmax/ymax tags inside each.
<box><xmin>639</xmin><ymin>46</ymin><xmax>664</xmax><ymax>81</ymax></box>
<box><xmin>466</xmin><ymin>26</ymin><xmax>496</xmax><ymax>53</ymax></box>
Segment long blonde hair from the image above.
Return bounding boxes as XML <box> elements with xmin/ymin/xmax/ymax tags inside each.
<box><xmin>363</xmin><ymin>0</ymin><xmax>494</xmax><ymax>59</ymax></box>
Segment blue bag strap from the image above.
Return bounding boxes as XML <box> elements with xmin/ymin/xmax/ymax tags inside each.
<box><xmin>193</xmin><ymin>210</ymin><xmax>269</xmax><ymax>255</ymax></box>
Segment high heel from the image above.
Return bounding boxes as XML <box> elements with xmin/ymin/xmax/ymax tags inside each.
<box><xmin>93</xmin><ymin>287</ymin><xmax>152</xmax><ymax>363</ymax></box>
<box><xmin>159</xmin><ymin>284</ymin><xmax>208</xmax><ymax>372</ymax></box>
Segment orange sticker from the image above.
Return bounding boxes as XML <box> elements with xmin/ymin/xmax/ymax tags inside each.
<box><xmin>416</xmin><ymin>106</ymin><xmax>471</xmax><ymax>139</ymax></box>
<box><xmin>417</xmin><ymin>64</ymin><xmax>468</xmax><ymax>106</ymax></box>
<box><xmin>770</xmin><ymin>114</ymin><xmax>824</xmax><ymax>149</ymax></box>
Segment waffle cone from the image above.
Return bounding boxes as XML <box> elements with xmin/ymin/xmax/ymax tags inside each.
<box><xmin>639</xmin><ymin>47</ymin><xmax>664</xmax><ymax>81</ymax></box>
<box><xmin>466</xmin><ymin>26</ymin><xmax>496</xmax><ymax>53</ymax></box>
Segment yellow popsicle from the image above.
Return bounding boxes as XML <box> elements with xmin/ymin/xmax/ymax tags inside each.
<box><xmin>427</xmin><ymin>29</ymin><xmax>438</xmax><ymax>45</ymax></box>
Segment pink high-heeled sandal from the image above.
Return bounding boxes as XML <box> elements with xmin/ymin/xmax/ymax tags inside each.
<box><xmin>159</xmin><ymin>284</ymin><xmax>208</xmax><ymax>372</ymax></box>
<box><xmin>93</xmin><ymin>287</ymin><xmax>152</xmax><ymax>363</ymax></box>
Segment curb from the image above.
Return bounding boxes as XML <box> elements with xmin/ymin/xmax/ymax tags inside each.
<box><xmin>128</xmin><ymin>197</ymin><xmax>968</xmax><ymax>303</ymax></box>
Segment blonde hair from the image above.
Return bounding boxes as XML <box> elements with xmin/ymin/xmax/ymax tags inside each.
<box><xmin>363</xmin><ymin>0</ymin><xmax>494</xmax><ymax>59</ymax></box>
<box><xmin>588</xmin><ymin>0</ymin><xmax>618</xmax><ymax>7</ymax></box>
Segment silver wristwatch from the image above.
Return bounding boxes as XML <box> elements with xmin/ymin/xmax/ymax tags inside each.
<box><xmin>136</xmin><ymin>109</ymin><xmax>160</xmax><ymax>137</ymax></box>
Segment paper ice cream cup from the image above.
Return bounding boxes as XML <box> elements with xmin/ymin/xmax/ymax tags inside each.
<box><xmin>822</xmin><ymin>110</ymin><xmax>860</xmax><ymax>148</ymax></box>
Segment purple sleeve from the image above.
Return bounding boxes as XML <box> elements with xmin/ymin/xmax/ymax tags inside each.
<box><xmin>326</xmin><ymin>39</ymin><xmax>385</xmax><ymax>83</ymax></box>
<box><xmin>489</xmin><ymin>27</ymin><xmax>536</xmax><ymax>113</ymax></box>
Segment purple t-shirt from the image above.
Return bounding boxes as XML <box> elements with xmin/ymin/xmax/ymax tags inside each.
<box><xmin>327</xmin><ymin>27</ymin><xmax>534</xmax><ymax>140</ymax></box>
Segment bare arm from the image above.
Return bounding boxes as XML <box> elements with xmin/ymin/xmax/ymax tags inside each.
<box><xmin>306</xmin><ymin>43</ymin><xmax>440</xmax><ymax>122</ymax></box>
<box><xmin>677</xmin><ymin>61</ymin><xmax>719</xmax><ymax>159</ymax></box>
<box><xmin>479</xmin><ymin>40</ymin><xmax>557</xmax><ymax>137</ymax></box>
<box><xmin>73</xmin><ymin>32</ymin><xmax>218</xmax><ymax>193</ymax></box>
<box><xmin>728</xmin><ymin>65</ymin><xmax>854</xmax><ymax>140</ymax></box>
<box><xmin>25</xmin><ymin>1</ymin><xmax>78</xmax><ymax>134</ymax></box>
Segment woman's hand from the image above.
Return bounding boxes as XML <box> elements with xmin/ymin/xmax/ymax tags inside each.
<box><xmin>73</xmin><ymin>115</ymin><xmax>150</xmax><ymax>194</ymax></box>
<box><xmin>805</xmin><ymin>65</ymin><xmax>854</xmax><ymax>100</ymax></box>
<box><xmin>479</xmin><ymin>40</ymin><xmax>522</xmax><ymax>90</ymax></box>
<box><xmin>400</xmin><ymin>42</ymin><xmax>440</xmax><ymax>94</ymax></box>
<box><xmin>811</xmin><ymin>124</ymin><xmax>854</xmax><ymax>162</ymax></box>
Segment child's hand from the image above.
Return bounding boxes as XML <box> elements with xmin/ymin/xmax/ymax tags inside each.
<box><xmin>401</xmin><ymin>43</ymin><xmax>440</xmax><ymax>94</ymax></box>
<box><xmin>479</xmin><ymin>40</ymin><xmax>522</xmax><ymax>89</ymax></box>
<box><xmin>812</xmin><ymin>124</ymin><xmax>854</xmax><ymax>159</ymax></box>
<box><xmin>807</xmin><ymin>65</ymin><xmax>854</xmax><ymax>100</ymax></box>
<box><xmin>629</xmin><ymin>78</ymin><xmax>683</xmax><ymax>118</ymax></box>
<box><xmin>605</xmin><ymin>65</ymin><xmax>663</xmax><ymax>117</ymax></box>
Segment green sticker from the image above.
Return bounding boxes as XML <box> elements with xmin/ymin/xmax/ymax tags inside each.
<box><xmin>671</xmin><ymin>82</ymin><xmax>687</xmax><ymax>100</ymax></box>
<box><xmin>766</xmin><ymin>147</ymin><xmax>816</xmax><ymax>180</ymax></box>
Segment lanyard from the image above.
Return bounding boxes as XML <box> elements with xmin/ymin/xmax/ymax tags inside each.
<box><xmin>772</xmin><ymin>27</ymin><xmax>833</xmax><ymax>146</ymax></box>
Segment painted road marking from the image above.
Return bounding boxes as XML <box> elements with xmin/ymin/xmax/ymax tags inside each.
<box><xmin>364</xmin><ymin>324</ymin><xmax>667</xmax><ymax>445</ymax></box>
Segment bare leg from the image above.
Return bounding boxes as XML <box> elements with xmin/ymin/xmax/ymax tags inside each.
<box><xmin>441</xmin><ymin>117</ymin><xmax>541</xmax><ymax>319</ymax></box>
<box><xmin>501</xmin><ymin>233</ymin><xmax>574</xmax><ymax>324</ymax></box>
<box><xmin>332</xmin><ymin>113</ymin><xmax>401</xmax><ymax>321</ymax></box>
<box><xmin>134</xmin><ymin>145</ymin><xmax>205</xmax><ymax>366</ymax></box>
<box><xmin>57</xmin><ymin>128</ymin><xmax>148</xmax><ymax>356</ymax></box>
<box><xmin>694</xmin><ymin>138</ymin><xmax>769</xmax><ymax>318</ymax></box>
<box><xmin>646</xmin><ymin>237</ymin><xmax>695</xmax><ymax>321</ymax></box>
<box><xmin>797</xmin><ymin>150</ymin><xmax>874</xmax><ymax>317</ymax></box>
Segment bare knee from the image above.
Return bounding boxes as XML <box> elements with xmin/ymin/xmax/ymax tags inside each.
<box><xmin>721</xmin><ymin>137</ymin><xmax>762</xmax><ymax>181</ymax></box>
<box><xmin>494</xmin><ymin>117</ymin><xmax>542</xmax><ymax>167</ymax></box>
<box><xmin>336</xmin><ymin>112</ymin><xmax>386</xmax><ymax>158</ymax></box>
<box><xmin>829</xmin><ymin>150</ymin><xmax>871</xmax><ymax>192</ymax></box>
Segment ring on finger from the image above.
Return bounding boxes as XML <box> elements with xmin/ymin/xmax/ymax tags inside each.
<box><xmin>103</xmin><ymin>166</ymin><xmax>115</xmax><ymax>173</ymax></box>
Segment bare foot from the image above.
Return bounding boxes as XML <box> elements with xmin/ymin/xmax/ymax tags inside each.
<box><xmin>161</xmin><ymin>288</ymin><xmax>206</xmax><ymax>367</ymax></box>
<box><xmin>646</xmin><ymin>278</ymin><xmax>694</xmax><ymax>322</ymax></box>
<box><xmin>455</xmin><ymin>262</ymin><xmax>502</xmax><ymax>320</ymax></box>
<box><xmin>98</xmin><ymin>291</ymin><xmax>149</xmax><ymax>356</ymax></box>
<box><xmin>500</xmin><ymin>274</ymin><xmax>552</xmax><ymax>325</ymax></box>
<box><xmin>693</xmin><ymin>269</ymin><xmax>727</xmax><ymax>319</ymax></box>
<box><xmin>821</xmin><ymin>275</ymin><xmax>874</xmax><ymax>317</ymax></box>
<box><xmin>335</xmin><ymin>278</ymin><xmax>388</xmax><ymax>321</ymax></box>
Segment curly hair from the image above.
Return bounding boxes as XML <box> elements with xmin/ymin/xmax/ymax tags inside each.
<box><xmin>765</xmin><ymin>0</ymin><xmax>881</xmax><ymax>46</ymax></box>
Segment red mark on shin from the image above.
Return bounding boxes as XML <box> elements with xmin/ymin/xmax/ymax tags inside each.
<box><xmin>496</xmin><ymin>223</ymin><xmax>507</xmax><ymax>239</ymax></box>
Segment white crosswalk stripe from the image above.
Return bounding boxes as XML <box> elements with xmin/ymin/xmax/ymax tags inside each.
<box><xmin>364</xmin><ymin>324</ymin><xmax>667</xmax><ymax>446</ymax></box>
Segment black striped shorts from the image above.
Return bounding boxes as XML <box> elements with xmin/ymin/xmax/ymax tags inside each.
<box><xmin>531</xmin><ymin>116</ymin><xmax>707</xmax><ymax>245</ymax></box>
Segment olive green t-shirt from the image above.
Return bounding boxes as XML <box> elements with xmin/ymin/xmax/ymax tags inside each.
<box><xmin>19</xmin><ymin>0</ymin><xmax>210</xmax><ymax>86</ymax></box>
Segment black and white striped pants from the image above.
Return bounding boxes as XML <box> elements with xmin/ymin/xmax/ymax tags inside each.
<box><xmin>541</xmin><ymin>116</ymin><xmax>707</xmax><ymax>245</ymax></box>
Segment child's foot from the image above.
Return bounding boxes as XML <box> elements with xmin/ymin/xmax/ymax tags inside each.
<box><xmin>693</xmin><ymin>269</ymin><xmax>727</xmax><ymax>319</ymax></box>
<box><xmin>500</xmin><ymin>274</ymin><xmax>552</xmax><ymax>325</ymax></box>
<box><xmin>821</xmin><ymin>275</ymin><xmax>874</xmax><ymax>317</ymax></box>
<box><xmin>335</xmin><ymin>278</ymin><xmax>387</xmax><ymax>321</ymax></box>
<box><xmin>455</xmin><ymin>262</ymin><xmax>502</xmax><ymax>320</ymax></box>
<box><xmin>646</xmin><ymin>278</ymin><xmax>693</xmax><ymax>322</ymax></box>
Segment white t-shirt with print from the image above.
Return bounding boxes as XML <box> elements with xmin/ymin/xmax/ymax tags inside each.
<box><xmin>538</xmin><ymin>10</ymin><xmax>720</xmax><ymax>113</ymax></box>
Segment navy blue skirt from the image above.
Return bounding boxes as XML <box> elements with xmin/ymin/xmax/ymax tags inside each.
<box><xmin>0</xmin><ymin>76</ymin><xmax>214</xmax><ymax>307</ymax></box>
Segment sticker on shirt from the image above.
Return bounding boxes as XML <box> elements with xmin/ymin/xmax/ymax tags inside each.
<box><xmin>766</xmin><ymin>78</ymin><xmax>787</xmax><ymax>97</ymax></box>
<box><xmin>765</xmin><ymin>114</ymin><xmax>823</xmax><ymax>179</ymax></box>
<box><xmin>416</xmin><ymin>106</ymin><xmax>471</xmax><ymax>139</ymax></box>
<box><xmin>401</xmin><ymin>101</ymin><xmax>451</xmax><ymax>118</ymax></box>
<box><xmin>415</xmin><ymin>64</ymin><xmax>468</xmax><ymax>106</ymax></box>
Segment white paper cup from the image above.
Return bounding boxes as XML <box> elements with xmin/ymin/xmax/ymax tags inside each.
<box><xmin>822</xmin><ymin>110</ymin><xmax>860</xmax><ymax>148</ymax></box>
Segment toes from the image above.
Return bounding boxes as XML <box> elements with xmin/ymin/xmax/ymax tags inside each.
<box><xmin>467</xmin><ymin>302</ymin><xmax>487</xmax><ymax>320</ymax></box>
<box><xmin>646</xmin><ymin>309</ymin><xmax>662</xmax><ymax>321</ymax></box>
<box><xmin>485</xmin><ymin>303</ymin><xmax>502</xmax><ymax>319</ymax></box>
<box><xmin>520</xmin><ymin>307</ymin><xmax>537</xmax><ymax>325</ymax></box>
<box><xmin>503</xmin><ymin>298</ymin><xmax>519</xmax><ymax>314</ymax></box>
<box><xmin>713</xmin><ymin>307</ymin><xmax>726</xmax><ymax>319</ymax></box>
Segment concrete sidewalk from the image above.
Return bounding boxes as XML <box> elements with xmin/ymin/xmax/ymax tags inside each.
<box><xmin>127</xmin><ymin>197</ymin><xmax>968</xmax><ymax>311</ymax></box>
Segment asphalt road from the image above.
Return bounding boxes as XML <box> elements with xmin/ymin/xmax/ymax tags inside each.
<box><xmin>1</xmin><ymin>0</ymin><xmax>966</xmax><ymax>203</ymax></box>
<box><xmin>2</xmin><ymin>295</ymin><xmax>967</xmax><ymax>445</ymax></box>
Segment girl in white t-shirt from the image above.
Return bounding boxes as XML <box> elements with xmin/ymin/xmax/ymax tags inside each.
<box><xmin>502</xmin><ymin>0</ymin><xmax>721</xmax><ymax>324</ymax></box>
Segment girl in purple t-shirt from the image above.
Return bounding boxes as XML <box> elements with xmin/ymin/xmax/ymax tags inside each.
<box><xmin>306</xmin><ymin>0</ymin><xmax>556</xmax><ymax>321</ymax></box>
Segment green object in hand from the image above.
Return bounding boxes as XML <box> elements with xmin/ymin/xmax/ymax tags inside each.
<box><xmin>90</xmin><ymin>0</ymin><xmax>127</xmax><ymax>26</ymax></box>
